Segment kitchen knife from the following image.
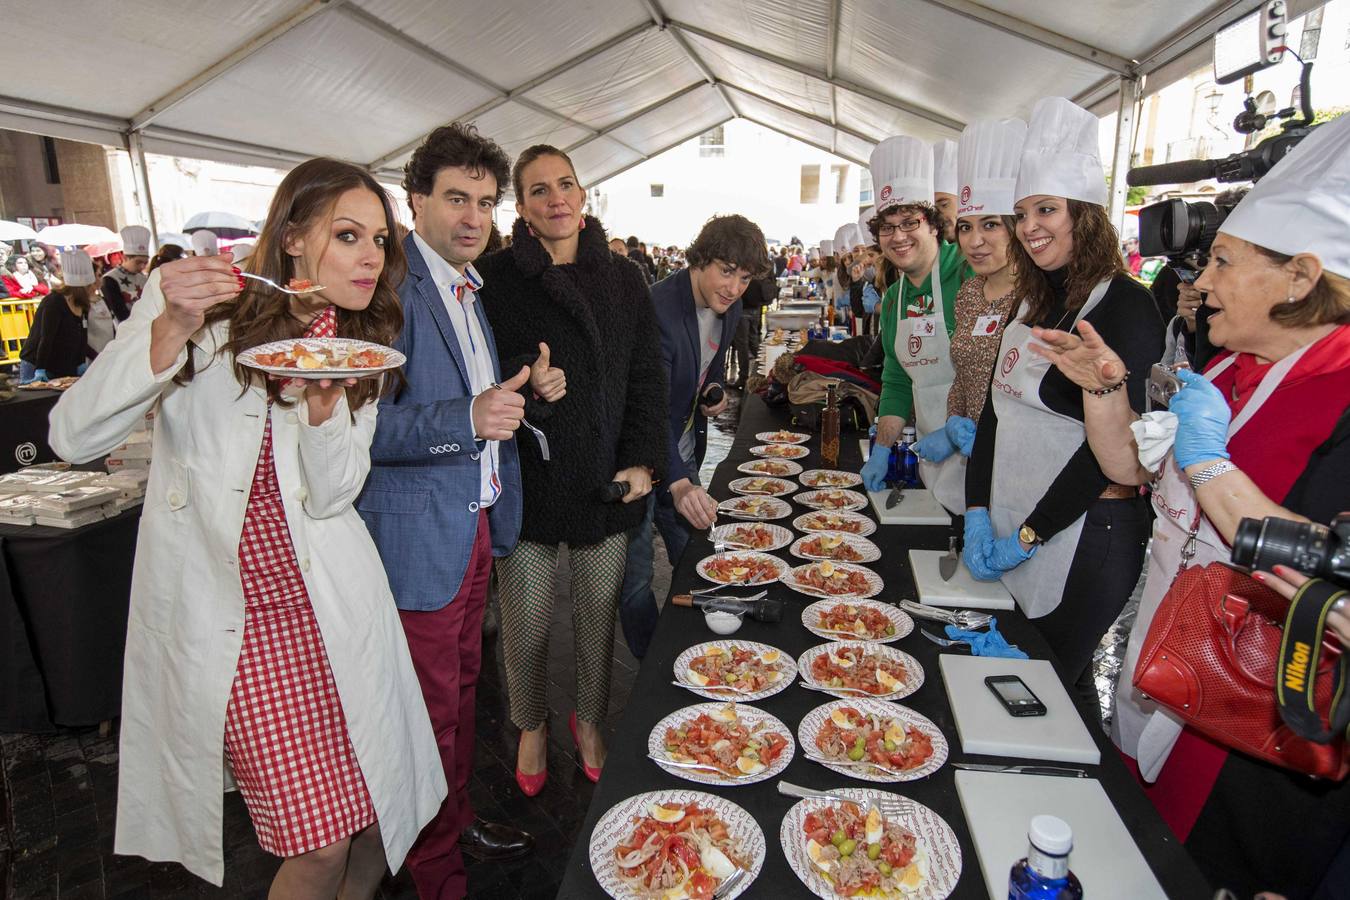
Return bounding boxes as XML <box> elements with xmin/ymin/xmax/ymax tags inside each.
<box><xmin>885</xmin><ymin>481</ymin><xmax>905</xmax><ymax>509</ymax></box>
<box><xmin>953</xmin><ymin>762</ymin><xmax>1089</xmax><ymax>778</ymax></box>
<box><xmin>939</xmin><ymin>535</ymin><xmax>959</xmax><ymax>581</ymax></box>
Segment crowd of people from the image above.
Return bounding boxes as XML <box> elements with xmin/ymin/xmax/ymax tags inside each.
<box><xmin>10</xmin><ymin>92</ymin><xmax>1346</xmax><ymax>900</ymax></box>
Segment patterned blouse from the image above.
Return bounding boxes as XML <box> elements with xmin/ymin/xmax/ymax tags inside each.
<box><xmin>947</xmin><ymin>274</ymin><xmax>1019</xmax><ymax>422</ymax></box>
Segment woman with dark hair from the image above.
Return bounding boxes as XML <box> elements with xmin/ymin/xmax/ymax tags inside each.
<box><xmin>963</xmin><ymin>98</ymin><xmax>1164</xmax><ymax>687</ymax></box>
<box><xmin>478</xmin><ymin>144</ymin><xmax>667</xmax><ymax>795</ymax></box>
<box><xmin>18</xmin><ymin>249</ymin><xmax>94</xmax><ymax>382</ymax></box>
<box><xmin>3</xmin><ymin>253</ymin><xmax>51</xmax><ymax>298</ymax></box>
<box><xmin>49</xmin><ymin>158</ymin><xmax>445</xmax><ymax>895</ymax></box>
<box><xmin>147</xmin><ymin>242</ymin><xmax>186</xmax><ymax>274</ymax></box>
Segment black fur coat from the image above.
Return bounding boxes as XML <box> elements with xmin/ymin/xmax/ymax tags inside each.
<box><xmin>478</xmin><ymin>216</ymin><xmax>669</xmax><ymax>545</ymax></box>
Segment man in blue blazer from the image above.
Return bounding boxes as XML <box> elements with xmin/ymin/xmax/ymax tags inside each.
<box><xmin>618</xmin><ymin>215</ymin><xmax>771</xmax><ymax>658</ymax></box>
<box><xmin>359</xmin><ymin>124</ymin><xmax>562</xmax><ymax>899</ymax></box>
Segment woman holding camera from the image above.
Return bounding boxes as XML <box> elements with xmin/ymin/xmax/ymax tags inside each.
<box><xmin>962</xmin><ymin>98</ymin><xmax>1164</xmax><ymax>686</ymax></box>
<box><xmin>1032</xmin><ymin>114</ymin><xmax>1350</xmax><ymax>896</ymax></box>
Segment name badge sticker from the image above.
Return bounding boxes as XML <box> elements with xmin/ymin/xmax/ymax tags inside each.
<box><xmin>909</xmin><ymin>316</ymin><xmax>937</xmax><ymax>337</ymax></box>
<box><xmin>972</xmin><ymin>314</ymin><xmax>1003</xmax><ymax>337</ymax></box>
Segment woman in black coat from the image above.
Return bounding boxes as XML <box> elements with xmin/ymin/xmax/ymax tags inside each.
<box><xmin>478</xmin><ymin>145</ymin><xmax>668</xmax><ymax>795</ymax></box>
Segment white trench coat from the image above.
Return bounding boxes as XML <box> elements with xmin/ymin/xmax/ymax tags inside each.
<box><xmin>49</xmin><ymin>271</ymin><xmax>446</xmax><ymax>885</ymax></box>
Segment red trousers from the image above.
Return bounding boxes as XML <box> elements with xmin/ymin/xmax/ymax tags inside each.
<box><xmin>398</xmin><ymin>511</ymin><xmax>491</xmax><ymax>900</ymax></box>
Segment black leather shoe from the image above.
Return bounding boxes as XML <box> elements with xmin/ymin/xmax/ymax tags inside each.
<box><xmin>458</xmin><ymin>818</ymin><xmax>534</xmax><ymax>862</ymax></box>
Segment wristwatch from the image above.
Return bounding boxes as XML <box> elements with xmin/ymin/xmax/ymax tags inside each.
<box><xmin>1188</xmin><ymin>459</ymin><xmax>1238</xmax><ymax>490</ymax></box>
<box><xmin>1017</xmin><ymin>523</ymin><xmax>1041</xmax><ymax>546</ymax></box>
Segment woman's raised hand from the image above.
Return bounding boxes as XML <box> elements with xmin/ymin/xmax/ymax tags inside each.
<box><xmin>1030</xmin><ymin>319</ymin><xmax>1128</xmax><ymax>391</ymax></box>
<box><xmin>157</xmin><ymin>253</ymin><xmax>242</xmax><ymax>336</ymax></box>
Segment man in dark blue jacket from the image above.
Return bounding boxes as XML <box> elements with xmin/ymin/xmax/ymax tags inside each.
<box><xmin>359</xmin><ymin>123</ymin><xmax>560</xmax><ymax>898</ymax></box>
<box><xmin>619</xmin><ymin>215</ymin><xmax>771</xmax><ymax>658</ymax></box>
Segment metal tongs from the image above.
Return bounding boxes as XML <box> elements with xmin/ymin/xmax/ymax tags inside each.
<box><xmin>898</xmin><ymin>599</ymin><xmax>993</xmax><ymax>631</ymax></box>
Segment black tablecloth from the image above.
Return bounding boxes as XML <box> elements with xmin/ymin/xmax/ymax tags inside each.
<box><xmin>0</xmin><ymin>389</ymin><xmax>62</xmax><ymax>474</ymax></box>
<box><xmin>558</xmin><ymin>395</ymin><xmax>1209</xmax><ymax>898</ymax></box>
<box><xmin>0</xmin><ymin>507</ymin><xmax>139</xmax><ymax>731</ymax></box>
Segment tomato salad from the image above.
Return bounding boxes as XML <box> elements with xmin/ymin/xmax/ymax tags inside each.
<box><xmin>815</xmin><ymin>706</ymin><xmax>934</xmax><ymax>774</ymax></box>
<box><xmin>801</xmin><ymin>801</ymin><xmax>926</xmax><ymax>897</ymax></box>
<box><xmin>662</xmin><ymin>705</ymin><xmax>790</xmax><ymax>779</ymax></box>
<box><xmin>809</xmin><ymin>645</ymin><xmax>911</xmax><ymax>695</ymax></box>
<box><xmin>615</xmin><ymin>802</ymin><xmax>747</xmax><ymax>899</ymax></box>
<box><xmin>816</xmin><ymin>603</ymin><xmax>896</xmax><ymax>640</ymax></box>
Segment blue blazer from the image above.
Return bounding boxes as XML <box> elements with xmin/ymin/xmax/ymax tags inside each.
<box><xmin>358</xmin><ymin>234</ymin><xmax>522</xmax><ymax>611</ymax></box>
<box><xmin>652</xmin><ymin>268</ymin><xmax>741</xmax><ymax>490</ymax></box>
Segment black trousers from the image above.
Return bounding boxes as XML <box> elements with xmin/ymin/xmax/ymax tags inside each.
<box><xmin>730</xmin><ymin>313</ymin><xmax>761</xmax><ymax>386</ymax></box>
<box><xmin>1031</xmin><ymin>495</ymin><xmax>1152</xmax><ymax>686</ymax></box>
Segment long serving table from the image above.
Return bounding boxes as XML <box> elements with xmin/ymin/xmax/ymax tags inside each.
<box><xmin>558</xmin><ymin>394</ymin><xmax>1210</xmax><ymax>898</ymax></box>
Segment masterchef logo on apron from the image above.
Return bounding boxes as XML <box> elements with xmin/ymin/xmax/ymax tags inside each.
<box><xmin>908</xmin><ymin>334</ymin><xmax>922</xmax><ymax>357</ymax></box>
<box><xmin>990</xmin><ymin>347</ymin><xmax>1023</xmax><ymax>399</ymax></box>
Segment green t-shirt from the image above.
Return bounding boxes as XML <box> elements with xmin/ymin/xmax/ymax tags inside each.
<box><xmin>877</xmin><ymin>241</ymin><xmax>972</xmax><ymax>422</ymax></box>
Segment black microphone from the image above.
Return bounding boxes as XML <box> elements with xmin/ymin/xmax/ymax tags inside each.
<box><xmin>599</xmin><ymin>480</ymin><xmax>630</xmax><ymax>503</ymax></box>
<box><xmin>1126</xmin><ymin>158</ymin><xmax>1219</xmax><ymax>187</ymax></box>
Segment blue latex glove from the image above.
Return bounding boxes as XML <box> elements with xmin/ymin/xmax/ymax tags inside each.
<box><xmin>987</xmin><ymin>532</ymin><xmax>1036</xmax><ymax>573</ymax></box>
<box><xmin>76</xmin><ymin>362</ymin><xmax>88</xmax><ymax>376</ymax></box>
<box><xmin>912</xmin><ymin>428</ymin><xmax>957</xmax><ymax>463</ymax></box>
<box><xmin>945</xmin><ymin>618</ymin><xmax>1029</xmax><ymax>659</ymax></box>
<box><xmin>32</xmin><ymin>368</ymin><xmax>49</xmax><ymax>383</ymax></box>
<box><xmin>861</xmin><ymin>445</ymin><xmax>890</xmax><ymax>492</ymax></box>
<box><xmin>1171</xmin><ymin>368</ymin><xmax>1232</xmax><ymax>470</ymax></box>
<box><xmin>963</xmin><ymin>508</ymin><xmax>997</xmax><ymax>580</ymax></box>
<box><xmin>944</xmin><ymin>415</ymin><xmax>976</xmax><ymax>456</ymax></box>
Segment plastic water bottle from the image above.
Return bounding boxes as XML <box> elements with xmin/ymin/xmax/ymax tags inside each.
<box><xmin>899</xmin><ymin>425</ymin><xmax>920</xmax><ymax>487</ymax></box>
<box><xmin>1008</xmin><ymin>815</ymin><xmax>1083</xmax><ymax>899</ymax></box>
<box><xmin>867</xmin><ymin>422</ymin><xmax>878</xmax><ymax>459</ymax></box>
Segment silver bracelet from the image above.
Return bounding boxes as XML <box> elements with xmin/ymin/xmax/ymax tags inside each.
<box><xmin>1188</xmin><ymin>459</ymin><xmax>1238</xmax><ymax>490</ymax></box>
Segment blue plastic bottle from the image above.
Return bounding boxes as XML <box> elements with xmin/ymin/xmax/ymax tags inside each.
<box><xmin>1008</xmin><ymin>816</ymin><xmax>1083</xmax><ymax>899</ymax></box>
<box><xmin>899</xmin><ymin>425</ymin><xmax>920</xmax><ymax>487</ymax></box>
<box><xmin>867</xmin><ymin>422</ymin><xmax>878</xmax><ymax>459</ymax></box>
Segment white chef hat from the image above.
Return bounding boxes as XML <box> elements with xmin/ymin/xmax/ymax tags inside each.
<box><xmin>1220</xmin><ymin>113</ymin><xmax>1350</xmax><ymax>279</ymax></box>
<box><xmin>120</xmin><ymin>225</ymin><xmax>151</xmax><ymax>256</ymax></box>
<box><xmin>958</xmin><ymin>118</ymin><xmax>1029</xmax><ymax>218</ymax></box>
<box><xmin>819</xmin><ymin>239</ymin><xmax>834</xmax><ymax>256</ymax></box>
<box><xmin>856</xmin><ymin>207</ymin><xmax>875</xmax><ymax>238</ymax></box>
<box><xmin>833</xmin><ymin>223</ymin><xmax>853</xmax><ymax>250</ymax></box>
<box><xmin>190</xmin><ymin>230</ymin><xmax>219</xmax><ymax>257</ymax></box>
<box><xmin>933</xmin><ymin>139</ymin><xmax>959</xmax><ymax>197</ymax></box>
<box><xmin>1015</xmin><ymin>97</ymin><xmax>1107</xmax><ymax>207</ymax></box>
<box><xmin>869</xmin><ymin>136</ymin><xmax>933</xmax><ymax>213</ymax></box>
<box><xmin>59</xmin><ymin>250</ymin><xmax>95</xmax><ymax>287</ymax></box>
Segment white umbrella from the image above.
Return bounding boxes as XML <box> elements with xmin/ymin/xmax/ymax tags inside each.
<box><xmin>0</xmin><ymin>219</ymin><xmax>39</xmax><ymax>241</ymax></box>
<box><xmin>183</xmin><ymin>211</ymin><xmax>258</xmax><ymax>238</ymax></box>
<box><xmin>156</xmin><ymin>232</ymin><xmax>191</xmax><ymax>250</ymax></box>
<box><xmin>34</xmin><ymin>223</ymin><xmax>120</xmax><ymax>248</ymax></box>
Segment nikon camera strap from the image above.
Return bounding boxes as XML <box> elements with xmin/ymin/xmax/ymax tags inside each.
<box><xmin>1277</xmin><ymin>578</ymin><xmax>1350</xmax><ymax>744</ymax></box>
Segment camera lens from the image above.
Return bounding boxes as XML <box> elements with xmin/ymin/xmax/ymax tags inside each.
<box><xmin>1231</xmin><ymin>516</ymin><xmax>1330</xmax><ymax>575</ymax></box>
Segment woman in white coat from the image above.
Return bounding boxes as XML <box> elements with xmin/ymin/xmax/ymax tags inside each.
<box><xmin>49</xmin><ymin>158</ymin><xmax>445</xmax><ymax>896</ymax></box>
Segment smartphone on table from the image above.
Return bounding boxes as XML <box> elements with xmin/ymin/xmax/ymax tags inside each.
<box><xmin>984</xmin><ymin>675</ymin><xmax>1047</xmax><ymax>717</ymax></box>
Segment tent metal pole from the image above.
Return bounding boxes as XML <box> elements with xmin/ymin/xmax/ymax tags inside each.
<box><xmin>589</xmin><ymin>117</ymin><xmax>735</xmax><ymax>188</ymax></box>
<box><xmin>1108</xmin><ymin>76</ymin><xmax>1141</xmax><ymax>235</ymax></box>
<box><xmin>124</xmin><ymin>131</ymin><xmax>158</xmax><ymax>239</ymax></box>
<box><xmin>826</xmin><ymin>0</ymin><xmax>843</xmax><ymax>151</ymax></box>
<box><xmin>563</xmin><ymin>82</ymin><xmax>709</xmax><ymax>154</ymax></box>
<box><xmin>722</xmin><ymin>83</ymin><xmax>882</xmax><ymax>147</ymax></box>
<box><xmin>738</xmin><ymin>116</ymin><xmax>869</xmax><ymax>169</ymax></box>
<box><xmin>638</xmin><ymin>0</ymin><xmax>738</xmax><ymax>120</ymax></box>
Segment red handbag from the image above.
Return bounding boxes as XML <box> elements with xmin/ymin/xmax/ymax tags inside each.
<box><xmin>1133</xmin><ymin>560</ymin><xmax>1349</xmax><ymax>780</ymax></box>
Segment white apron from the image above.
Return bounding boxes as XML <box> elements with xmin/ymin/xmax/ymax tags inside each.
<box><xmin>894</xmin><ymin>258</ymin><xmax>964</xmax><ymax>511</ymax></box>
<box><xmin>87</xmin><ymin>298</ymin><xmax>116</xmax><ymax>354</ymax></box>
<box><xmin>1113</xmin><ymin>345</ymin><xmax>1313</xmax><ymax>780</ymax></box>
<box><xmin>988</xmin><ymin>280</ymin><xmax>1111</xmax><ymax>617</ymax></box>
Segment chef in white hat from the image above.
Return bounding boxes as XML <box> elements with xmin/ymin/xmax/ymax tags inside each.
<box><xmin>1029</xmin><ymin>111</ymin><xmax>1350</xmax><ymax>895</ymax></box>
<box><xmin>933</xmin><ymin>139</ymin><xmax>960</xmax><ymax>243</ymax></box>
<box><xmin>18</xmin><ymin>250</ymin><xmax>96</xmax><ymax>383</ymax></box>
<box><xmin>100</xmin><ymin>224</ymin><xmax>151</xmax><ymax>321</ymax></box>
<box><xmin>962</xmin><ymin>97</ymin><xmax>1163</xmax><ymax>686</ymax></box>
<box><xmin>910</xmin><ymin>118</ymin><xmax>1028</xmax><ymax>506</ymax></box>
<box><xmin>190</xmin><ymin>229</ymin><xmax>220</xmax><ymax>257</ymax></box>
<box><xmin>855</xmin><ymin>208</ymin><xmax>874</xmax><ymax>249</ymax></box>
<box><xmin>858</xmin><ymin>135</ymin><xmax>973</xmax><ymax>512</ymax></box>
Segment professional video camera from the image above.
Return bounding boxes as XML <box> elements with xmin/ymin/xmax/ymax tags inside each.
<box><xmin>1231</xmin><ymin>513</ymin><xmax>1350</xmax><ymax>587</ymax></box>
<box><xmin>1129</xmin><ymin>1</ymin><xmax>1319</xmax><ymax>277</ymax></box>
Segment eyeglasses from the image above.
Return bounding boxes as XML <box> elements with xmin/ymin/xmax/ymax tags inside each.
<box><xmin>877</xmin><ymin>220</ymin><xmax>924</xmax><ymax>236</ymax></box>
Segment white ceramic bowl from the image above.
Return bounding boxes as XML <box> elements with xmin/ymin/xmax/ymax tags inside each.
<box><xmin>704</xmin><ymin>609</ymin><xmax>745</xmax><ymax>635</ymax></box>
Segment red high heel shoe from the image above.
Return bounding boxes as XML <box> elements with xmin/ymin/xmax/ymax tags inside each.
<box><xmin>570</xmin><ymin>711</ymin><xmax>603</xmax><ymax>783</ymax></box>
<box><xmin>515</xmin><ymin>730</ymin><xmax>547</xmax><ymax>797</ymax></box>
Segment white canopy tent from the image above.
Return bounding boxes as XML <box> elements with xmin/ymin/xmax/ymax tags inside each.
<box><xmin>0</xmin><ymin>0</ymin><xmax>1317</xmax><ymax>237</ymax></box>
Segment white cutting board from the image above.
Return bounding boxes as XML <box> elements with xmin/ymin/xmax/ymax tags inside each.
<box><xmin>939</xmin><ymin>656</ymin><xmax>1101</xmax><ymax>764</ymax></box>
<box><xmin>955</xmin><ymin>771</ymin><xmax>1166</xmax><ymax>899</ymax></box>
<box><xmin>908</xmin><ymin>549</ymin><xmax>1015</xmax><ymax>610</ymax></box>
<box><xmin>857</xmin><ymin>439</ymin><xmax>952</xmax><ymax>525</ymax></box>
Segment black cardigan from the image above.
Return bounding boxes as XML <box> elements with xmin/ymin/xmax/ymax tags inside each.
<box><xmin>19</xmin><ymin>292</ymin><xmax>87</xmax><ymax>376</ymax></box>
<box><xmin>478</xmin><ymin>216</ymin><xmax>669</xmax><ymax>546</ymax></box>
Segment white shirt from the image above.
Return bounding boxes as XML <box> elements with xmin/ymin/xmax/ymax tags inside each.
<box><xmin>413</xmin><ymin>231</ymin><xmax>500</xmax><ymax>507</ymax></box>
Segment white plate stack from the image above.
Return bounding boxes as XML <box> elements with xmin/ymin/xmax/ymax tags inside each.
<box><xmin>31</xmin><ymin>485</ymin><xmax>121</xmax><ymax>528</ymax></box>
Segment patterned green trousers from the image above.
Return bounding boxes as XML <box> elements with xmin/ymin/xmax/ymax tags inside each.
<box><xmin>495</xmin><ymin>531</ymin><xmax>629</xmax><ymax>731</ymax></box>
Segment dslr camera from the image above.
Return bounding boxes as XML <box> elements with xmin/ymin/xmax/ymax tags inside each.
<box><xmin>1231</xmin><ymin>513</ymin><xmax>1350</xmax><ymax>588</ymax></box>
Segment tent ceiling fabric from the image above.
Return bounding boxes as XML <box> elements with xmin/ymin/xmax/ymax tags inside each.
<box><xmin>0</xmin><ymin>0</ymin><xmax>1296</xmax><ymax>191</ymax></box>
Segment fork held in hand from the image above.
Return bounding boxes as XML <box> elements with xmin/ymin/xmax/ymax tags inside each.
<box><xmin>238</xmin><ymin>271</ymin><xmax>325</xmax><ymax>295</ymax></box>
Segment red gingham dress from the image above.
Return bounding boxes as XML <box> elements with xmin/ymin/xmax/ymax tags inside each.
<box><xmin>223</xmin><ymin>306</ymin><xmax>377</xmax><ymax>856</ymax></box>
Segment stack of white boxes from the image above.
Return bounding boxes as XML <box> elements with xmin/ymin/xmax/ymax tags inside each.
<box><xmin>0</xmin><ymin>469</ymin><xmax>120</xmax><ymax>528</ymax></box>
<box><xmin>106</xmin><ymin>415</ymin><xmax>153</xmax><ymax>474</ymax></box>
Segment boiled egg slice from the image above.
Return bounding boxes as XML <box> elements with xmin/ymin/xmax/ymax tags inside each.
<box><xmin>819</xmin><ymin>561</ymin><xmax>836</xmax><ymax>578</ymax></box>
<box><xmin>728</xmin><ymin>566</ymin><xmax>750</xmax><ymax>579</ymax></box>
<box><xmin>806</xmin><ymin>838</ymin><xmax>834</xmax><ymax>872</ymax></box>
<box><xmin>898</xmin><ymin>849</ymin><xmax>929</xmax><ymax>893</ymax></box>
<box><xmin>865</xmin><ymin>806</ymin><xmax>885</xmax><ymax>844</ymax></box>
<box><xmin>735</xmin><ymin>756</ymin><xmax>766</xmax><ymax>775</ymax></box>
<box><xmin>851</xmin><ymin>619</ymin><xmax>869</xmax><ymax>636</ymax></box>
<box><xmin>759</xmin><ymin>649</ymin><xmax>781</xmax><ymax>665</ymax></box>
<box><xmin>884</xmin><ymin>722</ymin><xmax>907</xmax><ymax>745</ymax></box>
<box><xmin>700</xmin><ymin>843</ymin><xmax>737</xmax><ymax>879</ymax></box>
<box><xmin>295</xmin><ymin>353</ymin><xmax>324</xmax><ymax>370</ymax></box>
<box><xmin>709</xmin><ymin>704</ymin><xmax>738</xmax><ymax>724</ymax></box>
<box><xmin>829</xmin><ymin>650</ymin><xmax>855</xmax><ymax>669</ymax></box>
<box><xmin>829</xmin><ymin>708</ymin><xmax>856</xmax><ymax>728</ymax></box>
<box><xmin>876</xmin><ymin>668</ymin><xmax>902</xmax><ymax>693</ymax></box>
<box><xmin>820</xmin><ymin>534</ymin><xmax>843</xmax><ymax>550</ymax></box>
<box><xmin>648</xmin><ymin>803</ymin><xmax>686</xmax><ymax>824</ymax></box>
<box><xmin>685</xmin><ymin>668</ymin><xmax>710</xmax><ymax>686</ymax></box>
